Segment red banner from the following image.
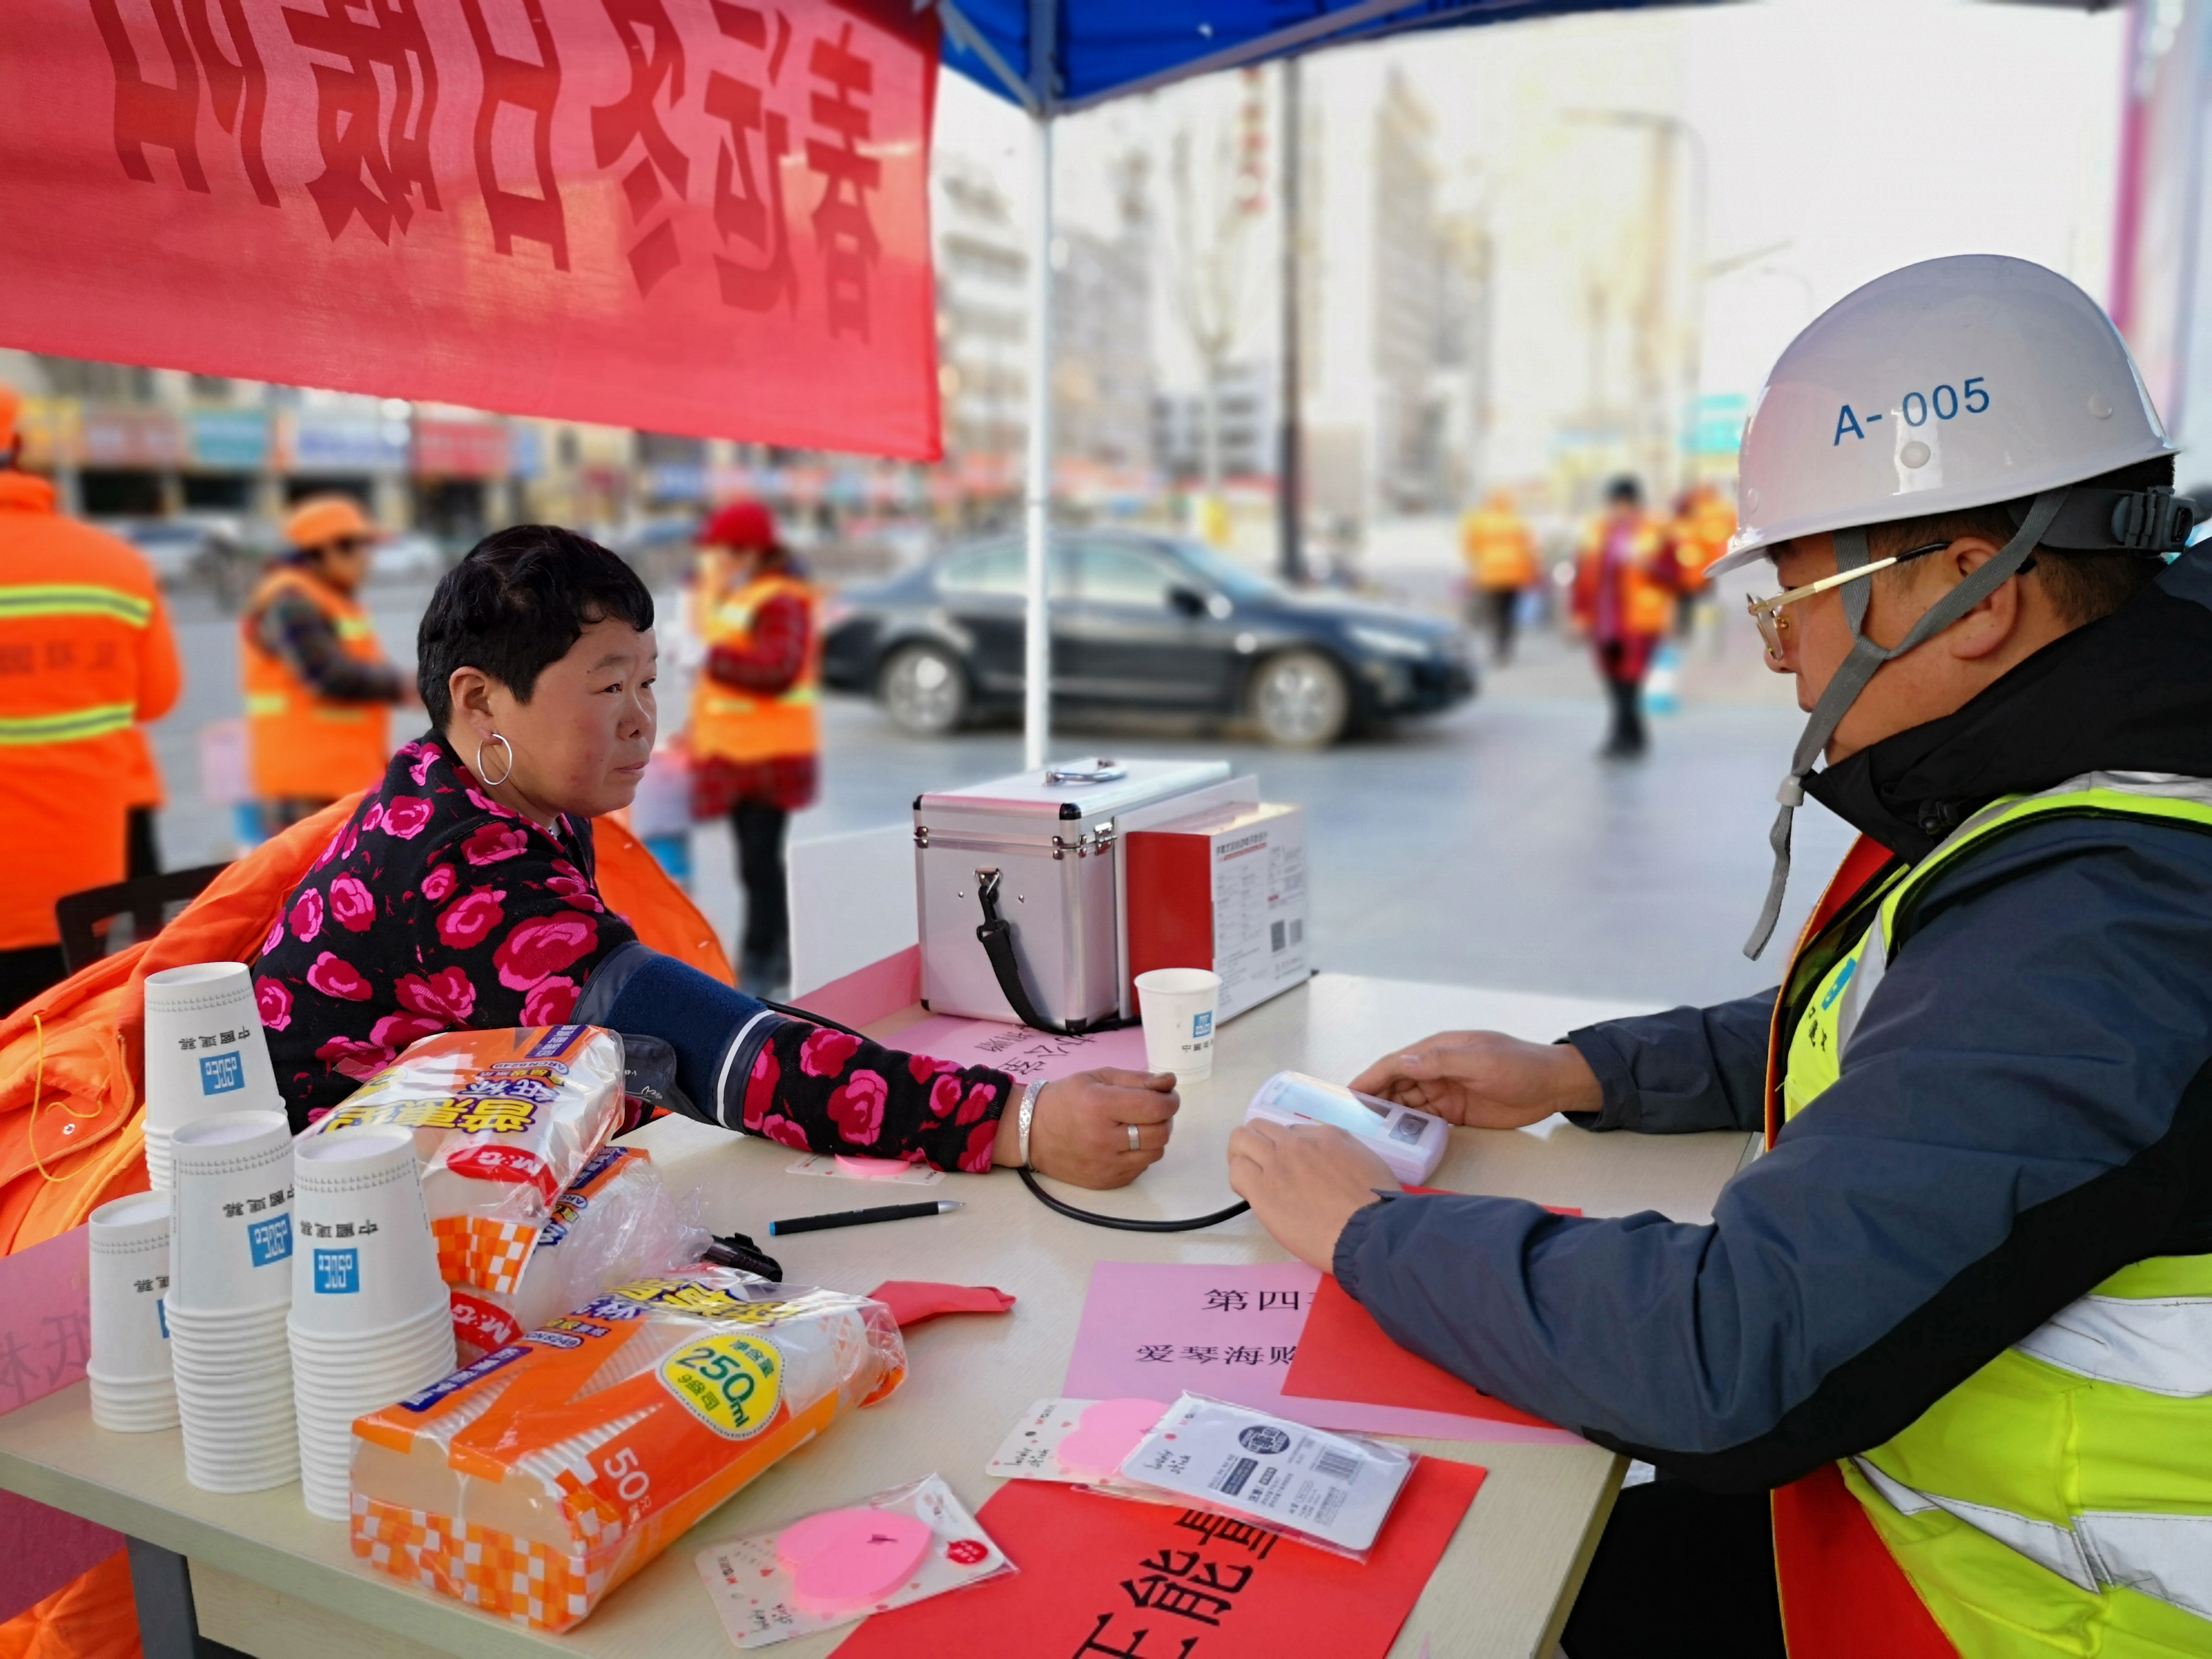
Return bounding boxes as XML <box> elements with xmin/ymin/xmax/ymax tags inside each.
<box><xmin>0</xmin><ymin>0</ymin><xmax>942</xmax><ymax>459</ymax></box>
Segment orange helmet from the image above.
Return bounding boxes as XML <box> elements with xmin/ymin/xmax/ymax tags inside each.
<box><xmin>284</xmin><ymin>494</ymin><xmax>380</xmax><ymax>551</ymax></box>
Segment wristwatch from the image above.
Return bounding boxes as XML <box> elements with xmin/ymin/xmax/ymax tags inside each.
<box><xmin>1017</xmin><ymin>1078</ymin><xmax>1046</xmax><ymax>1169</ymax></box>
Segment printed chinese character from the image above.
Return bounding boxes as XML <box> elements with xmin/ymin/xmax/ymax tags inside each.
<box><xmin>1138</xmin><ymin>1550</ymin><xmax>1252</xmax><ymax>1596</ymax></box>
<box><xmin>456</xmin><ymin>0</ymin><xmax>569</xmax><ymax>268</ymax></box>
<box><xmin>803</xmin><ymin>21</ymin><xmax>879</xmax><ymax>338</ymax></box>
<box><xmin>182</xmin><ymin>0</ymin><xmax>279</xmax><ymax>204</ymax></box>
<box><xmin>1120</xmin><ymin>1553</ymin><xmax>1240</xmax><ymax>1625</ymax></box>
<box><xmin>1178</xmin><ymin>1346</ymin><xmax>1219</xmax><ymax>1365</ymax></box>
<box><xmin>222</xmin><ymin>1202</ymin><xmax>245</xmax><ymax>1219</ymax></box>
<box><xmin>1257</xmin><ymin>1290</ymin><xmax>1302</xmax><ymax>1312</ymax></box>
<box><xmin>1068</xmin><ymin>1613</ymin><xmax>1197</xmax><ymax>1659</ymax></box>
<box><xmin>90</xmin><ymin>0</ymin><xmax>207</xmax><ymax>195</ymax></box>
<box><xmin>334</xmin><ymin>1223</ymin><xmax>355</xmax><ymax>1238</ymax></box>
<box><xmin>246</xmin><ymin>1197</ymin><xmax>266</xmax><ymax>1214</ymax></box>
<box><xmin>220</xmin><ymin>1030</ymin><xmax>237</xmax><ymax>1044</ymax></box>
<box><xmin>284</xmin><ymin>0</ymin><xmax>443</xmax><ymax>242</ymax></box>
<box><xmin>268</xmin><ymin>1190</ymin><xmax>287</xmax><ymax>1207</ymax></box>
<box><xmin>176</xmin><ymin>1037</ymin><xmax>197</xmax><ymax>1051</ymax></box>
<box><xmin>1224</xmin><ymin>1345</ymin><xmax>1263</xmax><ymax>1366</ymax></box>
<box><xmin>704</xmin><ymin>1</ymin><xmax>797</xmax><ymax>312</ymax></box>
<box><xmin>360</xmin><ymin>1221</ymin><xmax>379</xmax><ymax>1235</ymax></box>
<box><xmin>198</xmin><ymin>1034</ymin><xmax>216</xmax><ymax>1048</ymax></box>
<box><xmin>1203</xmin><ymin>1288</ymin><xmax>1247</xmax><ymax>1313</ymax></box>
<box><xmin>591</xmin><ymin>0</ymin><xmax>689</xmax><ymax>296</ymax></box>
<box><xmin>1173</xmin><ymin>1512</ymin><xmax>1278</xmax><ymax>1559</ymax></box>
<box><xmin>133</xmin><ymin>1278</ymin><xmax>154</xmax><ymax>1294</ymax></box>
<box><xmin>0</xmin><ymin>1332</ymin><xmax>41</xmax><ymax>1410</ymax></box>
<box><xmin>41</xmin><ymin>1311</ymin><xmax>90</xmax><ymax>1386</ymax></box>
<box><xmin>1267</xmin><ymin>1345</ymin><xmax>1297</xmax><ymax>1366</ymax></box>
<box><xmin>1134</xmin><ymin>1344</ymin><xmax>1175</xmax><ymax>1364</ymax></box>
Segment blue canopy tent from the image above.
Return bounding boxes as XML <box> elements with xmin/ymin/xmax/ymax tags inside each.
<box><xmin>925</xmin><ymin>0</ymin><xmax>1720</xmax><ymax>764</ymax></box>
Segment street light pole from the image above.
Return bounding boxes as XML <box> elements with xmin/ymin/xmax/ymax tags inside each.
<box><xmin>1277</xmin><ymin>55</ymin><xmax>1306</xmax><ymax>585</ymax></box>
<box><xmin>1021</xmin><ymin>0</ymin><xmax>1056</xmax><ymax>773</ymax></box>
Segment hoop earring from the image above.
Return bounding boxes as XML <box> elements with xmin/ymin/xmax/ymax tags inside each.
<box><xmin>477</xmin><ymin>733</ymin><xmax>515</xmax><ymax>787</ymax></box>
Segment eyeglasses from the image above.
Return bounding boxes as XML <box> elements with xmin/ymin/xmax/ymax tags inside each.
<box><xmin>1746</xmin><ymin>541</ymin><xmax>1949</xmax><ymax>659</ymax></box>
<box><xmin>319</xmin><ymin>535</ymin><xmax>371</xmax><ymax>556</ymax></box>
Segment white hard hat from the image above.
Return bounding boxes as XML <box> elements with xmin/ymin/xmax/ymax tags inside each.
<box><xmin>1713</xmin><ymin>254</ymin><xmax>2173</xmax><ymax>576</ymax></box>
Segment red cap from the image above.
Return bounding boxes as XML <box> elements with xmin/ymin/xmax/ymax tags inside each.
<box><xmin>698</xmin><ymin>499</ymin><xmax>778</xmax><ymax>551</ymax></box>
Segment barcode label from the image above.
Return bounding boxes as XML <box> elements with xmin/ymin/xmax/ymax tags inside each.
<box><xmin>1270</xmin><ymin>920</ymin><xmax>1286</xmax><ymax>952</ymax></box>
<box><xmin>1212</xmin><ymin>1457</ymin><xmax>1258</xmax><ymax>1497</ymax></box>
<box><xmin>1312</xmin><ymin>1448</ymin><xmax>1361</xmax><ymax>1482</ymax></box>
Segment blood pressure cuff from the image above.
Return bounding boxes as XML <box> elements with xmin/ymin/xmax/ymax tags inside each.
<box><xmin>576</xmin><ymin>941</ymin><xmax>788</xmax><ymax>1131</ymax></box>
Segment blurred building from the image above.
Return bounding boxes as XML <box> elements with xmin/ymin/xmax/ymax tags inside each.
<box><xmin>1152</xmin><ymin>360</ymin><xmax>1280</xmax><ymax>481</ymax></box>
<box><xmin>933</xmin><ymin>157</ymin><xmax>1029</xmax><ymax>513</ymax></box>
<box><xmin>1052</xmin><ymin>154</ymin><xmax>1157</xmax><ymax>473</ymax></box>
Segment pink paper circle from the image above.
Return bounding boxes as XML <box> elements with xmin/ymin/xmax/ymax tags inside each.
<box><xmin>835</xmin><ymin>1155</ymin><xmax>915</xmax><ymax>1180</ymax></box>
<box><xmin>1058</xmin><ymin>1398</ymin><xmax>1169</xmax><ymax>1481</ymax></box>
<box><xmin>778</xmin><ymin>1509</ymin><xmax>934</xmax><ymax>1612</ymax></box>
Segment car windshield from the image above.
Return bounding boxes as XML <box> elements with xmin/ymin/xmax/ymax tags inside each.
<box><xmin>1163</xmin><ymin>540</ymin><xmax>1283</xmax><ymax>604</ymax></box>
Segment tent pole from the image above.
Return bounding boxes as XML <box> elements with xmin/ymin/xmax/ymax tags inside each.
<box><xmin>1022</xmin><ymin>109</ymin><xmax>1054</xmax><ymax>772</ymax></box>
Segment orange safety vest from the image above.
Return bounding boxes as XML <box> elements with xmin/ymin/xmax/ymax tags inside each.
<box><xmin>1671</xmin><ymin>496</ymin><xmax>1739</xmax><ymax>593</ymax></box>
<box><xmin>690</xmin><ymin>572</ymin><xmax>819</xmax><ymax>765</ymax></box>
<box><xmin>1575</xmin><ymin>516</ymin><xmax>1675</xmax><ymax>638</ymax></box>
<box><xmin>1760</xmin><ymin>835</ymin><xmax>1958</xmax><ymax>1659</ymax></box>
<box><xmin>1462</xmin><ymin>509</ymin><xmax>1539</xmax><ymax>591</ymax></box>
<box><xmin>241</xmin><ymin>564</ymin><xmax>390</xmax><ymax>801</ymax></box>
<box><xmin>0</xmin><ymin>473</ymin><xmax>182</xmax><ymax>951</ymax></box>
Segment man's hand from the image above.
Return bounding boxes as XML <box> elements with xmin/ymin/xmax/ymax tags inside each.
<box><xmin>998</xmin><ymin>1068</ymin><xmax>1178</xmax><ymax>1190</ymax></box>
<box><xmin>1226</xmin><ymin>1119</ymin><xmax>1399</xmax><ymax>1272</ymax></box>
<box><xmin>1348</xmin><ymin>1031</ymin><xmax>1602</xmax><ymax>1129</ymax></box>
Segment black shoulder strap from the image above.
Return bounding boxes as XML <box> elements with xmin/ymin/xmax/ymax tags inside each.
<box><xmin>972</xmin><ymin>869</ymin><xmax>1133</xmax><ymax>1037</ymax></box>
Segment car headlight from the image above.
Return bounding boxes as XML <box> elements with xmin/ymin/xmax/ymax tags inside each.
<box><xmin>1346</xmin><ymin>624</ymin><xmax>1437</xmax><ymax>659</ymax></box>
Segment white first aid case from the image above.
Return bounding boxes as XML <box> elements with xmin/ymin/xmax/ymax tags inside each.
<box><xmin>915</xmin><ymin>758</ymin><xmax>1234</xmax><ymax>1030</ymax></box>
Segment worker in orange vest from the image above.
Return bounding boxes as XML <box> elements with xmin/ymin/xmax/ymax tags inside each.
<box><xmin>0</xmin><ymin>384</ymin><xmax>182</xmax><ymax>1013</ymax></box>
<box><xmin>1571</xmin><ymin>475</ymin><xmax>1681</xmax><ymax>760</ymax></box>
<box><xmin>687</xmin><ymin>499</ymin><xmax>818</xmax><ymax>996</ymax></box>
<box><xmin>241</xmin><ymin>494</ymin><xmax>407</xmax><ymax>836</ymax></box>
<box><xmin>1666</xmin><ymin>481</ymin><xmax>1738</xmax><ymax>638</ymax></box>
<box><xmin>1459</xmin><ymin>488</ymin><xmax>1541</xmax><ymax>664</ymax></box>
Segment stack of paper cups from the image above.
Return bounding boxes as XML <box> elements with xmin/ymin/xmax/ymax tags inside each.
<box><xmin>142</xmin><ymin>964</ymin><xmax>284</xmax><ymax>1191</ymax></box>
<box><xmin>287</xmin><ymin>1128</ymin><xmax>457</xmax><ymax>1521</ymax></box>
<box><xmin>86</xmin><ymin>1192</ymin><xmax>178</xmax><ymax>1432</ymax></box>
<box><xmin>166</xmin><ymin>1110</ymin><xmax>299</xmax><ymax>1494</ymax></box>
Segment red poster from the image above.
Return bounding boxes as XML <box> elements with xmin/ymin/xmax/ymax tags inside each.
<box><xmin>0</xmin><ymin>0</ymin><xmax>941</xmax><ymax>458</ymax></box>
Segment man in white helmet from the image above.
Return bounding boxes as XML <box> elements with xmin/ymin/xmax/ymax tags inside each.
<box><xmin>1224</xmin><ymin>255</ymin><xmax>2212</xmax><ymax>1657</ymax></box>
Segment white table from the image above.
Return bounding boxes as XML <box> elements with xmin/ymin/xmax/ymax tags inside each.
<box><xmin>0</xmin><ymin>974</ymin><xmax>1754</xmax><ymax>1659</ymax></box>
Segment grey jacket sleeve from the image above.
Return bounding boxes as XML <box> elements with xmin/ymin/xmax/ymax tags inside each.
<box><xmin>1563</xmin><ymin>991</ymin><xmax>1775</xmax><ymax>1134</ymax></box>
<box><xmin>1333</xmin><ymin>817</ymin><xmax>2212</xmax><ymax>1491</ymax></box>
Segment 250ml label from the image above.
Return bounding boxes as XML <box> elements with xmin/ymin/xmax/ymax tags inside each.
<box><xmin>659</xmin><ymin>1333</ymin><xmax>784</xmax><ymax>1440</ymax></box>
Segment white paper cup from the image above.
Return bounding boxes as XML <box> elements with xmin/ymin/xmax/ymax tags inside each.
<box><xmin>87</xmin><ymin>1372</ymin><xmax>178</xmax><ymax>1434</ymax></box>
<box><xmin>143</xmin><ymin>1124</ymin><xmax>173</xmax><ymax>1192</ymax></box>
<box><xmin>88</xmin><ymin>1193</ymin><xmax>173</xmax><ymax>1384</ymax></box>
<box><xmin>289</xmin><ymin>1129</ymin><xmax>445</xmax><ymax>1336</ymax></box>
<box><xmin>143</xmin><ymin>964</ymin><xmax>283</xmax><ymax>1142</ymax></box>
<box><xmin>167</xmin><ymin>1112</ymin><xmax>295</xmax><ymax>1315</ymax></box>
<box><xmin>1134</xmin><ymin>968</ymin><xmax>1221</xmax><ymax>1083</ymax></box>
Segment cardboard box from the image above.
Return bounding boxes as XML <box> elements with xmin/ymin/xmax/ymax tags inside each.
<box><xmin>1126</xmin><ymin>802</ymin><xmax>1308</xmax><ymax>1023</ymax></box>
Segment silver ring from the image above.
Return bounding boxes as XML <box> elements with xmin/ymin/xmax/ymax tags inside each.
<box><xmin>1126</xmin><ymin>1123</ymin><xmax>1142</xmax><ymax>1151</ymax></box>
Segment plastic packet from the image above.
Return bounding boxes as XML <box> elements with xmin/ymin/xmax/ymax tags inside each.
<box><xmin>300</xmin><ymin>1025</ymin><xmax>624</xmax><ymax>1296</ymax></box>
<box><xmin>1110</xmin><ymin>1393</ymin><xmax>1416</xmax><ymax>1561</ymax></box>
<box><xmin>986</xmin><ymin>1397</ymin><xmax>1172</xmax><ymax>1486</ymax></box>
<box><xmin>448</xmin><ymin>1146</ymin><xmax>711</xmax><ymax>1362</ymax></box>
<box><xmin>351</xmin><ymin>1264</ymin><xmax>907</xmax><ymax>1632</ymax></box>
<box><xmin>695</xmin><ymin>1474</ymin><xmax>1012</xmax><ymax>1648</ymax></box>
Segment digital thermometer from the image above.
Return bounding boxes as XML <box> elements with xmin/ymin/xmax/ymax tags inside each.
<box><xmin>1243</xmin><ymin>1070</ymin><xmax>1449</xmax><ymax>1186</ymax></box>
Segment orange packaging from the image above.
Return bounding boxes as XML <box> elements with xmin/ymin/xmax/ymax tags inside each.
<box><xmin>299</xmin><ymin>1025</ymin><xmax>625</xmax><ymax>1296</ymax></box>
<box><xmin>350</xmin><ymin>1265</ymin><xmax>908</xmax><ymax>1632</ymax></box>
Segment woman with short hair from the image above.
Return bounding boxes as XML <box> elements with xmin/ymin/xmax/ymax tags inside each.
<box><xmin>254</xmin><ymin>525</ymin><xmax>1173</xmax><ymax>1187</ymax></box>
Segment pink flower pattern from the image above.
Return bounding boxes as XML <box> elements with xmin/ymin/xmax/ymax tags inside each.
<box><xmin>254</xmin><ymin>736</ymin><xmax>1013</xmax><ymax>1167</ymax></box>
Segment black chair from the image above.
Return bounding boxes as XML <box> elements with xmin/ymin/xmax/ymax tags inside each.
<box><xmin>55</xmin><ymin>863</ymin><xmax>232</xmax><ymax>975</ymax></box>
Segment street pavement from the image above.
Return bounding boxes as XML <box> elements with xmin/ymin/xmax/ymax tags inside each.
<box><xmin>148</xmin><ymin>574</ymin><xmax>1852</xmax><ymax>1012</ymax></box>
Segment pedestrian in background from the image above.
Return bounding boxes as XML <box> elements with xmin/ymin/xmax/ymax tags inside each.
<box><xmin>0</xmin><ymin>384</ymin><xmax>181</xmax><ymax>1012</ymax></box>
<box><xmin>241</xmin><ymin>494</ymin><xmax>408</xmax><ymax>836</ymax></box>
<box><xmin>687</xmin><ymin>499</ymin><xmax>818</xmax><ymax>997</ymax></box>
<box><xmin>1572</xmin><ymin>476</ymin><xmax>1680</xmax><ymax>760</ymax></box>
<box><xmin>1459</xmin><ymin>487</ymin><xmax>1540</xmax><ymax>664</ymax></box>
<box><xmin>1666</xmin><ymin>481</ymin><xmax>1738</xmax><ymax>642</ymax></box>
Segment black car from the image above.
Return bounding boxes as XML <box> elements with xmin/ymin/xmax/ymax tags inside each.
<box><xmin>819</xmin><ymin>531</ymin><xmax>1476</xmax><ymax>746</ymax></box>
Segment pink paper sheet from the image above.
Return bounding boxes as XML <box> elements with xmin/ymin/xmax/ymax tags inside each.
<box><xmin>894</xmin><ymin>1015</ymin><xmax>1152</xmax><ymax>1083</ymax></box>
<box><xmin>1063</xmin><ymin>1262</ymin><xmax>1582</xmax><ymax>1447</ymax></box>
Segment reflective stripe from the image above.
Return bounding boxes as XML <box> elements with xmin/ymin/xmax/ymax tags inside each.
<box><xmin>0</xmin><ymin>584</ymin><xmax>153</xmax><ymax>627</ymax></box>
<box><xmin>1855</xmin><ymin>1459</ymin><xmax>2212</xmax><ymax>1624</ymax></box>
<box><xmin>2014</xmin><ymin>1293</ymin><xmax>2212</xmax><ymax>1397</ymax></box>
<box><xmin>245</xmin><ymin>692</ymin><xmax>289</xmax><ymax>716</ymax></box>
<box><xmin>309</xmin><ymin>707</ymin><xmax>370</xmax><ymax>724</ymax></box>
<box><xmin>0</xmin><ymin>701</ymin><xmax>137</xmax><ymax>745</ymax></box>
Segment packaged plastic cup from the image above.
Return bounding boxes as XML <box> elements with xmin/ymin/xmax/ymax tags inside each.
<box><xmin>88</xmin><ymin>1193</ymin><xmax>173</xmax><ymax>1386</ymax></box>
<box><xmin>142</xmin><ymin>964</ymin><xmax>283</xmax><ymax>1161</ymax></box>
<box><xmin>1134</xmin><ymin>968</ymin><xmax>1220</xmax><ymax>1083</ymax></box>
<box><xmin>290</xmin><ymin>1128</ymin><xmax>446</xmax><ymax>1336</ymax></box>
<box><xmin>143</xmin><ymin>1124</ymin><xmax>174</xmax><ymax>1192</ymax></box>
<box><xmin>167</xmin><ymin>1112</ymin><xmax>295</xmax><ymax>1316</ymax></box>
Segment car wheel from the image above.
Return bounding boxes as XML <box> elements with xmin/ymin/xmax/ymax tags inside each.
<box><xmin>1249</xmin><ymin>651</ymin><xmax>1350</xmax><ymax>748</ymax></box>
<box><xmin>879</xmin><ymin>643</ymin><xmax>969</xmax><ymax>736</ymax></box>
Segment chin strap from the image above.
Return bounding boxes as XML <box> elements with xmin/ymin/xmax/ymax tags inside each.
<box><xmin>1743</xmin><ymin>486</ymin><xmax>2069</xmax><ymax>959</ymax></box>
